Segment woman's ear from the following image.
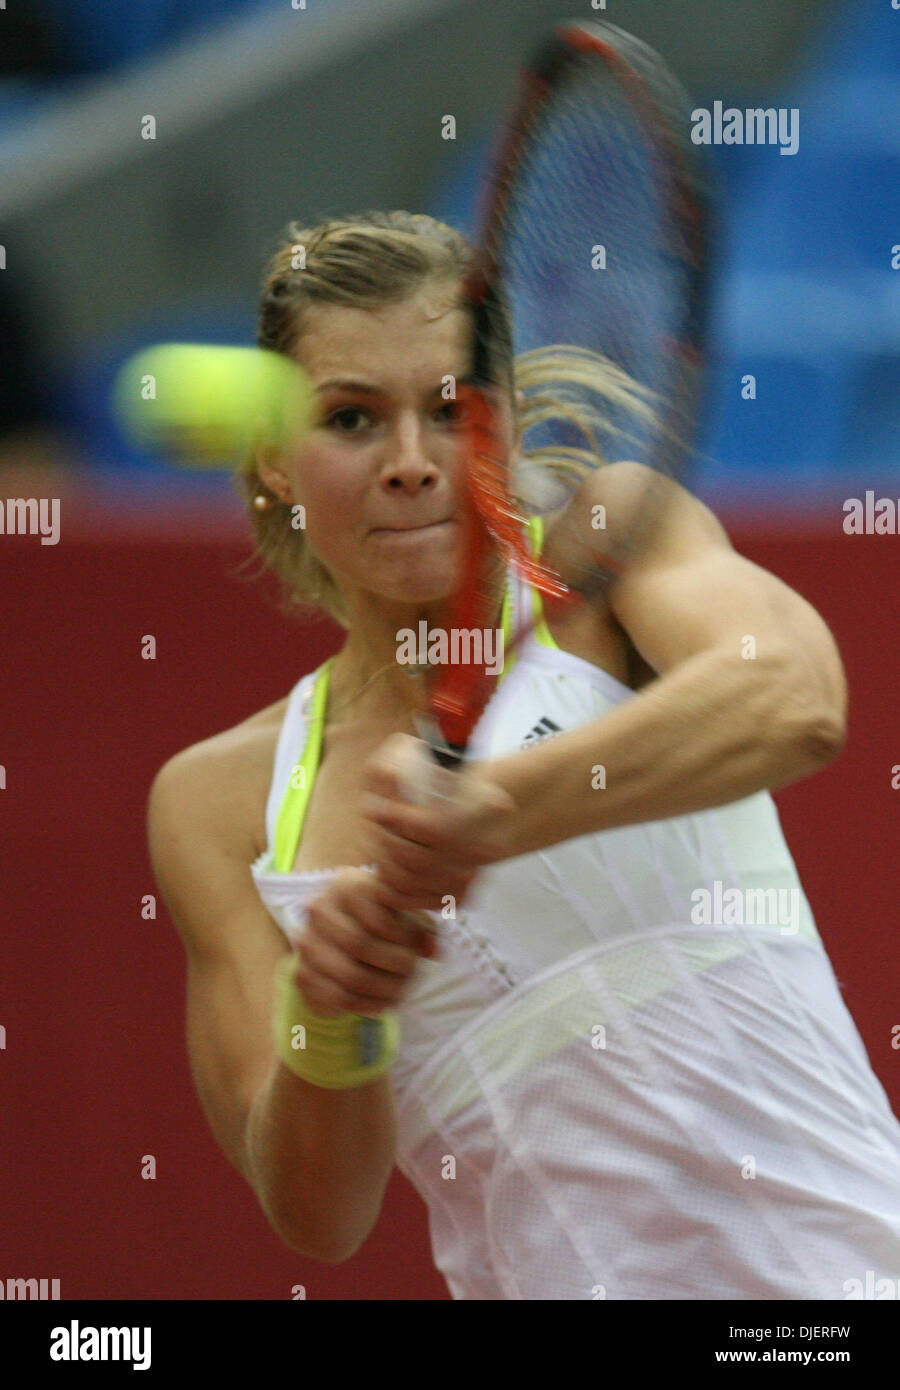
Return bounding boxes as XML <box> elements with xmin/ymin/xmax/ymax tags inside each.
<box><xmin>256</xmin><ymin>449</ymin><xmax>292</xmax><ymax>505</ymax></box>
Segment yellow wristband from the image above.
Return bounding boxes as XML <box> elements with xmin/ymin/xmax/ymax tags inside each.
<box><xmin>272</xmin><ymin>954</ymin><xmax>400</xmax><ymax>1090</ymax></box>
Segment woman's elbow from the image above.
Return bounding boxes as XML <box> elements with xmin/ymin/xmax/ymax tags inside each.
<box><xmin>260</xmin><ymin>1190</ymin><xmax>379</xmax><ymax>1265</ymax></box>
<box><xmin>798</xmin><ymin>707</ymin><xmax>846</xmax><ymax>766</ymax></box>
<box><xmin>265</xmin><ymin>1210</ymin><xmax>369</xmax><ymax>1264</ymax></box>
<box><xmin>779</xmin><ymin>662</ymin><xmax>847</xmax><ymax>768</ymax></box>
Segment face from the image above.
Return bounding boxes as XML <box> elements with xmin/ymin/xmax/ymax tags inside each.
<box><xmin>259</xmin><ymin>283</ymin><xmax>520</xmax><ymax>612</ymax></box>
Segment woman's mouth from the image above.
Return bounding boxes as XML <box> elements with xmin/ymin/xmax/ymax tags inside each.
<box><xmin>370</xmin><ymin>519</ymin><xmax>453</xmax><ymax>536</ymax></box>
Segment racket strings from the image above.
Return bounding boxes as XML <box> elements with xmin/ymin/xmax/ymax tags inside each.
<box><xmin>428</xmin><ymin>19</ymin><xmax>712</xmax><ymax>754</ymax></box>
<box><xmin>463</xmin><ymin>41</ymin><xmax>707</xmax><ymax>605</ymax></box>
<box><xmin>500</xmin><ymin>53</ymin><xmax>704</xmax><ymax>483</ymax></box>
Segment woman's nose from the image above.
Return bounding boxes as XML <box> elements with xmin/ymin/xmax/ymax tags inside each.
<box><xmin>380</xmin><ymin>416</ymin><xmax>441</xmax><ymax>490</ymax></box>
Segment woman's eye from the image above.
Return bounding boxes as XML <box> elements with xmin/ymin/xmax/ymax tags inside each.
<box><xmin>327</xmin><ymin>407</ymin><xmax>371</xmax><ymax>433</ymax></box>
<box><xmin>325</xmin><ymin>403</ymin><xmax>461</xmax><ymax>432</ymax></box>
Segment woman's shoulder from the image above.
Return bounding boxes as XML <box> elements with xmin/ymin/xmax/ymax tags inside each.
<box><xmin>149</xmin><ymin>693</ymin><xmax>294</xmax><ymax>859</ymax></box>
<box><xmin>531</xmin><ymin>503</ymin><xmax>656</xmax><ymax>692</ymax></box>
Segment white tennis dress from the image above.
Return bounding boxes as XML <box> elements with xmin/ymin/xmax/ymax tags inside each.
<box><xmin>250</xmin><ymin>536</ymin><xmax>900</xmax><ymax>1300</ymax></box>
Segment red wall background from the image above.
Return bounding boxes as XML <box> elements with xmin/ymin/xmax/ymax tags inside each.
<box><xmin>2</xmin><ymin>496</ymin><xmax>897</xmax><ymax>1299</ymax></box>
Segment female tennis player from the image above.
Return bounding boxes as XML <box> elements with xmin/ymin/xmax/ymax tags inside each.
<box><xmin>148</xmin><ymin>211</ymin><xmax>900</xmax><ymax>1300</ymax></box>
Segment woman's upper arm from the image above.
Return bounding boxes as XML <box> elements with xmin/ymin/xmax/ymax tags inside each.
<box><xmin>146</xmin><ymin>745</ymin><xmax>290</xmax><ymax>1185</ymax></box>
<box><xmin>548</xmin><ymin>462</ymin><xmax>847</xmax><ymax>729</ymax></box>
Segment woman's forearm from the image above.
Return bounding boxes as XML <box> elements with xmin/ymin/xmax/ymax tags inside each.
<box><xmin>486</xmin><ymin>643</ymin><xmax>844</xmax><ymax>858</ymax></box>
<box><xmin>245</xmin><ymin>1062</ymin><xmax>396</xmax><ymax>1263</ymax></box>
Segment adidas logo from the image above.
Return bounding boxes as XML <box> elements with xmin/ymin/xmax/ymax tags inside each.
<box><xmin>521</xmin><ymin>716</ymin><xmax>562</xmax><ymax>748</ymax></box>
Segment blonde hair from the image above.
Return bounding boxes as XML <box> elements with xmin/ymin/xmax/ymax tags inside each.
<box><xmin>236</xmin><ymin>210</ymin><xmax>656</xmax><ymax>628</ymax></box>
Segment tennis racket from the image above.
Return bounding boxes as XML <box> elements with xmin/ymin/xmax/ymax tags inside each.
<box><xmin>400</xmin><ymin>17</ymin><xmax>715</xmax><ymax>800</ymax></box>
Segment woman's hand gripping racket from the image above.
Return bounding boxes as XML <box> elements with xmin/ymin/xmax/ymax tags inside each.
<box><xmin>395</xmin><ymin>18</ymin><xmax>715</xmax><ymax>825</ymax></box>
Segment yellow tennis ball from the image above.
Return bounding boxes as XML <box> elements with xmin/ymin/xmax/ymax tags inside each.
<box><xmin>112</xmin><ymin>344</ymin><xmax>318</xmax><ymax>467</ymax></box>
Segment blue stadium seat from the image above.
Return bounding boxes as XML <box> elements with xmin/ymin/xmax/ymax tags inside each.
<box><xmin>425</xmin><ymin>127</ymin><xmax>494</xmax><ymax>241</ymax></box>
<box><xmin>840</xmin><ymin>352</ymin><xmax>900</xmax><ymax>474</ymax></box>
<box><xmin>705</xmin><ymin>2</ymin><xmax>900</xmax><ymax>487</ymax></box>
<box><xmin>798</xmin><ymin>0</ymin><xmax>900</xmax><ymax>80</ymax></box>
<box><xmin>40</xmin><ymin>0</ymin><xmax>280</xmax><ymax>74</ymax></box>
<box><xmin>703</xmin><ymin>353</ymin><xmax>850</xmax><ymax>476</ymax></box>
<box><xmin>0</xmin><ymin>78</ymin><xmax>75</xmax><ymax>138</ymax></box>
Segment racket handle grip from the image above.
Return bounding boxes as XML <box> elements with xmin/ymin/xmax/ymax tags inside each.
<box><xmin>392</xmin><ymin>733</ymin><xmax>444</xmax><ymax>807</ymax></box>
<box><xmin>387</xmin><ymin>737</ymin><xmax>446</xmax><ymax>948</ymax></box>
<box><xmin>387</xmin><ymin>733</ymin><xmax>463</xmax><ymax>954</ymax></box>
